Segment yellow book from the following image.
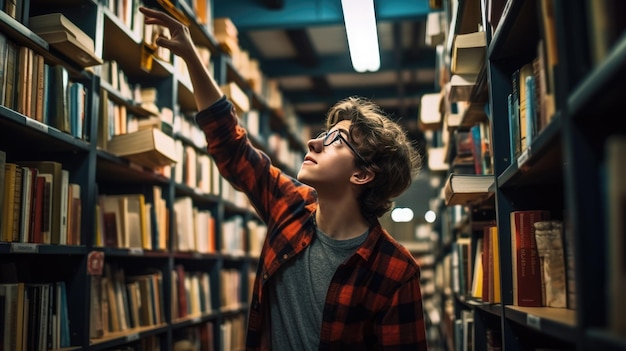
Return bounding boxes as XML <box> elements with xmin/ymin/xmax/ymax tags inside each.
<box><xmin>490</xmin><ymin>226</ymin><xmax>501</xmax><ymax>303</ymax></box>
<box><xmin>471</xmin><ymin>237</ymin><xmax>483</xmax><ymax>299</ymax></box>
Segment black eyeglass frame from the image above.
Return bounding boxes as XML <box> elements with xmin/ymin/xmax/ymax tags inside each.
<box><xmin>315</xmin><ymin>130</ymin><xmax>369</xmax><ymax>165</ymax></box>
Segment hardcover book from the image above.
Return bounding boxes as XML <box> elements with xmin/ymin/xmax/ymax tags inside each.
<box><xmin>107</xmin><ymin>127</ymin><xmax>179</xmax><ymax>169</ymax></box>
<box><xmin>443</xmin><ymin>173</ymin><xmax>494</xmax><ymax>206</ymax></box>
<box><xmin>510</xmin><ymin>210</ymin><xmax>550</xmax><ymax>307</ymax></box>
<box><xmin>29</xmin><ymin>13</ymin><xmax>103</xmax><ymax>67</ymax></box>
<box><xmin>451</xmin><ymin>31</ymin><xmax>486</xmax><ymax>75</ymax></box>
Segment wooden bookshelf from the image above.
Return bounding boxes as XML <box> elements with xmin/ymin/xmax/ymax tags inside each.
<box><xmin>0</xmin><ymin>0</ymin><xmax>301</xmax><ymax>349</ymax></box>
<box><xmin>425</xmin><ymin>0</ymin><xmax>626</xmax><ymax>350</ymax></box>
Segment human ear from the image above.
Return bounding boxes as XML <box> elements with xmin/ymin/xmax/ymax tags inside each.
<box><xmin>351</xmin><ymin>168</ymin><xmax>374</xmax><ymax>185</ymax></box>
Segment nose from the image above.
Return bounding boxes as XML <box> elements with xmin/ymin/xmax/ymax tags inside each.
<box><xmin>307</xmin><ymin>137</ymin><xmax>323</xmax><ymax>153</ymax></box>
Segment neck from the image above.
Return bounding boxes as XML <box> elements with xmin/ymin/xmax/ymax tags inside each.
<box><xmin>315</xmin><ymin>195</ymin><xmax>369</xmax><ymax>240</ymax></box>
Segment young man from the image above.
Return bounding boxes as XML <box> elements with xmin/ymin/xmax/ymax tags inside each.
<box><xmin>140</xmin><ymin>6</ymin><xmax>428</xmax><ymax>350</ymax></box>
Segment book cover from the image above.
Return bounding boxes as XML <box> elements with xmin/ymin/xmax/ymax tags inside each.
<box><xmin>39</xmin><ymin>173</ymin><xmax>53</xmax><ymax>244</ymax></box>
<box><xmin>0</xmin><ymin>32</ymin><xmax>8</xmax><ymax>106</ymax></box>
<box><xmin>470</xmin><ymin>237</ymin><xmax>484</xmax><ymax>299</ymax></box>
<box><xmin>29</xmin><ymin>13</ymin><xmax>103</xmax><ymax>67</ymax></box>
<box><xmin>46</xmin><ymin>65</ymin><xmax>71</xmax><ymax>134</ymax></box>
<box><xmin>0</xmin><ymin>150</ymin><xmax>6</xmax><ymax>241</ymax></box>
<box><xmin>107</xmin><ymin>128</ymin><xmax>179</xmax><ymax>169</ymax></box>
<box><xmin>30</xmin><ymin>174</ymin><xmax>45</xmax><ymax>244</ymax></box>
<box><xmin>510</xmin><ymin>210</ymin><xmax>550</xmax><ymax>307</ymax></box>
<box><xmin>67</xmin><ymin>183</ymin><xmax>81</xmax><ymax>246</ymax></box>
<box><xmin>481</xmin><ymin>226</ymin><xmax>491</xmax><ymax>303</ymax></box>
<box><xmin>443</xmin><ymin>173</ymin><xmax>494</xmax><ymax>206</ymax></box>
<box><xmin>606</xmin><ymin>135</ymin><xmax>626</xmax><ymax>335</ymax></box>
<box><xmin>448</xmin><ymin>73</ymin><xmax>477</xmax><ymax>102</ymax></box>
<box><xmin>3</xmin><ymin>41</ymin><xmax>18</xmax><ymax>109</ymax></box>
<box><xmin>490</xmin><ymin>225</ymin><xmax>501</xmax><ymax>303</ymax></box>
<box><xmin>59</xmin><ymin>169</ymin><xmax>69</xmax><ymax>245</ymax></box>
<box><xmin>18</xmin><ymin>166</ymin><xmax>32</xmax><ymax>243</ymax></box>
<box><xmin>451</xmin><ymin>31</ymin><xmax>486</xmax><ymax>75</ymax></box>
<box><xmin>10</xmin><ymin>164</ymin><xmax>23</xmax><ymax>242</ymax></box>
<box><xmin>17</xmin><ymin>161</ymin><xmax>65</xmax><ymax>245</ymax></box>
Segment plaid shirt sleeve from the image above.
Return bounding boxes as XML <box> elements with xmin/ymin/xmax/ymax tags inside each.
<box><xmin>195</xmin><ymin>96</ymin><xmax>317</xmax><ymax>225</ymax></box>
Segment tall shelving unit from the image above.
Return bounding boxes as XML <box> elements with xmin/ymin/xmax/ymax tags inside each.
<box><xmin>429</xmin><ymin>0</ymin><xmax>626</xmax><ymax>350</ymax></box>
<box><xmin>0</xmin><ymin>0</ymin><xmax>305</xmax><ymax>350</ymax></box>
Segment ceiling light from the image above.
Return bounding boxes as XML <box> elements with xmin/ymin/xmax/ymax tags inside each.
<box><xmin>341</xmin><ymin>0</ymin><xmax>381</xmax><ymax>72</ymax></box>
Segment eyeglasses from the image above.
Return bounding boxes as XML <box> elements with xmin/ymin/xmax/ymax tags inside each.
<box><xmin>315</xmin><ymin>130</ymin><xmax>369</xmax><ymax>165</ymax></box>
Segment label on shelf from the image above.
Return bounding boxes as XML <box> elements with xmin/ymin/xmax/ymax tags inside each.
<box><xmin>527</xmin><ymin>314</ymin><xmax>541</xmax><ymax>329</ymax></box>
<box><xmin>517</xmin><ymin>148</ymin><xmax>530</xmax><ymax>169</ymax></box>
<box><xmin>128</xmin><ymin>247</ymin><xmax>144</xmax><ymax>255</ymax></box>
<box><xmin>10</xmin><ymin>243</ymin><xmax>38</xmax><ymax>253</ymax></box>
<box><xmin>25</xmin><ymin>118</ymin><xmax>49</xmax><ymax>133</ymax></box>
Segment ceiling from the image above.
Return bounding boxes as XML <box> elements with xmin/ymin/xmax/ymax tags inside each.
<box><xmin>212</xmin><ymin>0</ymin><xmax>440</xmax><ymax>154</ymax></box>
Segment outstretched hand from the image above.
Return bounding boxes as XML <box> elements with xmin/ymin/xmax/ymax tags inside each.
<box><xmin>139</xmin><ymin>6</ymin><xmax>196</xmax><ymax>60</ymax></box>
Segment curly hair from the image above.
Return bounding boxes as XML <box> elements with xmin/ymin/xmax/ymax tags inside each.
<box><xmin>324</xmin><ymin>96</ymin><xmax>422</xmax><ymax>222</ymax></box>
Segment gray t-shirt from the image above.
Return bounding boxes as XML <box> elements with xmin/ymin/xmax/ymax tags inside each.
<box><xmin>269</xmin><ymin>227</ymin><xmax>368</xmax><ymax>350</ymax></box>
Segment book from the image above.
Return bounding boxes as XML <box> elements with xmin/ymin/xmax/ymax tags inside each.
<box><xmin>46</xmin><ymin>64</ymin><xmax>71</xmax><ymax>134</ymax></box>
<box><xmin>30</xmin><ymin>174</ymin><xmax>45</xmax><ymax>244</ymax></box>
<box><xmin>16</xmin><ymin>46</ymin><xmax>32</xmax><ymax>117</ymax></box>
<box><xmin>470</xmin><ymin>237</ymin><xmax>484</xmax><ymax>299</ymax></box>
<box><xmin>517</xmin><ymin>62</ymin><xmax>534</xmax><ymax>151</ymax></box>
<box><xmin>67</xmin><ymin>183</ymin><xmax>81</xmax><ymax>246</ymax></box>
<box><xmin>39</xmin><ymin>173</ymin><xmax>54</xmax><ymax>244</ymax></box>
<box><xmin>0</xmin><ymin>32</ymin><xmax>8</xmax><ymax>107</ymax></box>
<box><xmin>18</xmin><ymin>166</ymin><xmax>33</xmax><ymax>243</ymax></box>
<box><xmin>59</xmin><ymin>169</ymin><xmax>69</xmax><ymax>245</ymax></box>
<box><xmin>451</xmin><ymin>31</ymin><xmax>487</xmax><ymax>75</ymax></box>
<box><xmin>606</xmin><ymin>135</ymin><xmax>626</xmax><ymax>335</ymax></box>
<box><xmin>481</xmin><ymin>225</ymin><xmax>491</xmax><ymax>302</ymax></box>
<box><xmin>533</xmin><ymin>220</ymin><xmax>566</xmax><ymax>308</ymax></box>
<box><xmin>443</xmin><ymin>173</ymin><xmax>494</xmax><ymax>206</ymax></box>
<box><xmin>448</xmin><ymin>73</ymin><xmax>478</xmax><ymax>102</ymax></box>
<box><xmin>418</xmin><ymin>92</ymin><xmax>443</xmax><ymax>131</ymax></box>
<box><xmin>17</xmin><ymin>161</ymin><xmax>65</xmax><ymax>245</ymax></box>
<box><xmin>3</xmin><ymin>40</ymin><xmax>18</xmax><ymax>109</ymax></box>
<box><xmin>107</xmin><ymin>128</ymin><xmax>179</xmax><ymax>169</ymax></box>
<box><xmin>510</xmin><ymin>210</ymin><xmax>550</xmax><ymax>307</ymax></box>
<box><xmin>0</xmin><ymin>150</ymin><xmax>6</xmax><ymax>241</ymax></box>
<box><xmin>29</xmin><ymin>13</ymin><xmax>102</xmax><ymax>67</ymax></box>
<box><xmin>585</xmin><ymin>0</ymin><xmax>626</xmax><ymax>67</ymax></box>
<box><xmin>489</xmin><ymin>225</ymin><xmax>500</xmax><ymax>303</ymax></box>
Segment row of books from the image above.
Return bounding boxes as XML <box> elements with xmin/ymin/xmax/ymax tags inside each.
<box><xmin>0</xmin><ymin>34</ymin><xmax>88</xmax><ymax>140</ymax></box>
<box><xmin>451</xmin><ymin>210</ymin><xmax>574</xmax><ymax>310</ymax></box>
<box><xmin>0</xmin><ymin>281</ymin><xmax>71</xmax><ymax>351</ymax></box>
<box><xmin>1</xmin><ymin>155</ymin><xmax>81</xmax><ymax>246</ymax></box>
<box><xmin>90</xmin><ymin>264</ymin><xmax>166</xmax><ymax>339</ymax></box>
<box><xmin>89</xmin><ymin>263</ymin><xmax>239</xmax><ymax>342</ymax></box>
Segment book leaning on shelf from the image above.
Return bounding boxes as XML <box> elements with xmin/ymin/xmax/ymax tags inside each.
<box><xmin>107</xmin><ymin>127</ymin><xmax>179</xmax><ymax>169</ymax></box>
<box><xmin>451</xmin><ymin>31</ymin><xmax>486</xmax><ymax>75</ymax></box>
<box><xmin>28</xmin><ymin>13</ymin><xmax>102</xmax><ymax>67</ymax></box>
<box><xmin>443</xmin><ymin>173</ymin><xmax>494</xmax><ymax>206</ymax></box>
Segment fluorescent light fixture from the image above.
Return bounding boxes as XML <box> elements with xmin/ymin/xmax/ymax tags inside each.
<box><xmin>341</xmin><ymin>0</ymin><xmax>381</xmax><ymax>72</ymax></box>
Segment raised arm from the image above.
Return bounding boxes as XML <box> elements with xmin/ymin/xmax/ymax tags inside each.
<box><xmin>139</xmin><ymin>6</ymin><xmax>224</xmax><ymax>111</ymax></box>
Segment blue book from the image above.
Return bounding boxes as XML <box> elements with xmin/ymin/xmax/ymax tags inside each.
<box><xmin>507</xmin><ymin>93</ymin><xmax>520</xmax><ymax>160</ymax></box>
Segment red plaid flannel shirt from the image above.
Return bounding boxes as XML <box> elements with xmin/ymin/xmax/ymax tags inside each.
<box><xmin>196</xmin><ymin>97</ymin><xmax>428</xmax><ymax>350</ymax></box>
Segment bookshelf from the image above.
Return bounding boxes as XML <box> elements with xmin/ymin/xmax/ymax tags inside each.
<box><xmin>424</xmin><ymin>0</ymin><xmax>626</xmax><ymax>350</ymax></box>
<box><xmin>0</xmin><ymin>0</ymin><xmax>302</xmax><ymax>349</ymax></box>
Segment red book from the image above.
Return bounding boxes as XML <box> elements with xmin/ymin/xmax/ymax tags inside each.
<box><xmin>176</xmin><ymin>264</ymin><xmax>188</xmax><ymax>318</ymax></box>
<box><xmin>510</xmin><ymin>210</ymin><xmax>550</xmax><ymax>306</ymax></box>
<box><xmin>30</xmin><ymin>174</ymin><xmax>46</xmax><ymax>243</ymax></box>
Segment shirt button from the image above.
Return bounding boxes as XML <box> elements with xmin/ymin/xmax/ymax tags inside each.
<box><xmin>263</xmin><ymin>273</ymin><xmax>269</xmax><ymax>280</ymax></box>
<box><xmin>282</xmin><ymin>254</ymin><xmax>288</xmax><ymax>260</ymax></box>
